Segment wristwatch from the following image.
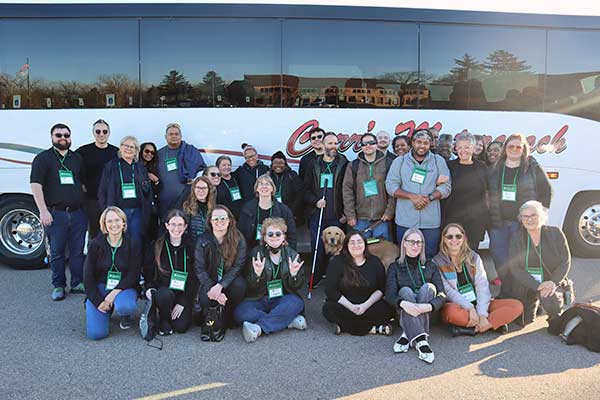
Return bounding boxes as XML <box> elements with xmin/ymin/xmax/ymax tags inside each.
<box><xmin>428</xmin><ymin>193</ymin><xmax>435</xmax><ymax>201</ymax></box>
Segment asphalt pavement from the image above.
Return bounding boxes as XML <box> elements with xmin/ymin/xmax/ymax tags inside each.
<box><xmin>1</xmin><ymin>251</ymin><xmax>599</xmax><ymax>400</ymax></box>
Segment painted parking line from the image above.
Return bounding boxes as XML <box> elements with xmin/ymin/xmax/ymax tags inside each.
<box><xmin>136</xmin><ymin>382</ymin><xmax>228</xmax><ymax>400</ymax></box>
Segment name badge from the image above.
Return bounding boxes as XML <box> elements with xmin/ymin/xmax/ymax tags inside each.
<box><xmin>165</xmin><ymin>158</ymin><xmax>178</xmax><ymax>172</ymax></box>
<box><xmin>229</xmin><ymin>186</ymin><xmax>242</xmax><ymax>201</ymax></box>
<box><xmin>458</xmin><ymin>283</ymin><xmax>477</xmax><ymax>303</ymax></box>
<box><xmin>121</xmin><ymin>183</ymin><xmax>137</xmax><ymax>199</ymax></box>
<box><xmin>320</xmin><ymin>173</ymin><xmax>333</xmax><ymax>188</ymax></box>
<box><xmin>106</xmin><ymin>271</ymin><xmax>122</xmax><ymax>291</ymax></box>
<box><xmin>169</xmin><ymin>270</ymin><xmax>188</xmax><ymax>291</ymax></box>
<box><xmin>256</xmin><ymin>223</ymin><xmax>263</xmax><ymax>241</ymax></box>
<box><xmin>363</xmin><ymin>179</ymin><xmax>379</xmax><ymax>197</ymax></box>
<box><xmin>275</xmin><ymin>192</ymin><xmax>283</xmax><ymax>203</ymax></box>
<box><xmin>58</xmin><ymin>170</ymin><xmax>75</xmax><ymax>185</ymax></box>
<box><xmin>267</xmin><ymin>279</ymin><xmax>283</xmax><ymax>299</ymax></box>
<box><xmin>528</xmin><ymin>267</ymin><xmax>543</xmax><ymax>283</ymax></box>
<box><xmin>410</xmin><ymin>167</ymin><xmax>427</xmax><ymax>184</ymax></box>
<box><xmin>502</xmin><ymin>184</ymin><xmax>517</xmax><ymax>202</ymax></box>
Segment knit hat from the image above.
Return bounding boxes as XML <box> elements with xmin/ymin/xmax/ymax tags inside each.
<box><xmin>271</xmin><ymin>151</ymin><xmax>287</xmax><ymax>162</ymax></box>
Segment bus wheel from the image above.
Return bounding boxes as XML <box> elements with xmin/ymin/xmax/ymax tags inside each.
<box><xmin>0</xmin><ymin>196</ymin><xmax>47</xmax><ymax>269</ymax></box>
<box><xmin>564</xmin><ymin>192</ymin><xmax>600</xmax><ymax>258</ymax></box>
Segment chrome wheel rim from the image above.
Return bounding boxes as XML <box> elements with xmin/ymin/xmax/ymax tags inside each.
<box><xmin>0</xmin><ymin>209</ymin><xmax>44</xmax><ymax>256</ymax></box>
<box><xmin>578</xmin><ymin>204</ymin><xmax>600</xmax><ymax>247</ymax></box>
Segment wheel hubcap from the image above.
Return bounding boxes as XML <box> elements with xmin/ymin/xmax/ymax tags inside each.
<box><xmin>578</xmin><ymin>204</ymin><xmax>600</xmax><ymax>246</ymax></box>
<box><xmin>0</xmin><ymin>209</ymin><xmax>44</xmax><ymax>256</ymax></box>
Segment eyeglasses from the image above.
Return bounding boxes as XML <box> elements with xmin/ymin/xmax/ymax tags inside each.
<box><xmin>209</xmin><ymin>172</ymin><xmax>221</xmax><ymax>177</ymax></box>
<box><xmin>310</xmin><ymin>134</ymin><xmax>324</xmax><ymax>141</ymax></box>
<box><xmin>520</xmin><ymin>213</ymin><xmax>538</xmax><ymax>220</ymax></box>
<box><xmin>405</xmin><ymin>239</ymin><xmax>423</xmax><ymax>247</ymax></box>
<box><xmin>195</xmin><ymin>186</ymin><xmax>209</xmax><ymax>191</ymax></box>
<box><xmin>266</xmin><ymin>231</ymin><xmax>283</xmax><ymax>238</ymax></box>
<box><xmin>348</xmin><ymin>239</ymin><xmax>364</xmax><ymax>246</ymax></box>
<box><xmin>361</xmin><ymin>140</ymin><xmax>377</xmax><ymax>146</ymax></box>
<box><xmin>54</xmin><ymin>133</ymin><xmax>71</xmax><ymax>139</ymax></box>
<box><xmin>95</xmin><ymin>129</ymin><xmax>109</xmax><ymax>135</ymax></box>
<box><xmin>444</xmin><ymin>234</ymin><xmax>463</xmax><ymax>240</ymax></box>
<box><xmin>143</xmin><ymin>149</ymin><xmax>155</xmax><ymax>155</ymax></box>
<box><xmin>507</xmin><ymin>144</ymin><xmax>523</xmax><ymax>150</ymax></box>
<box><xmin>257</xmin><ymin>182</ymin><xmax>272</xmax><ymax>187</ymax></box>
<box><xmin>121</xmin><ymin>144</ymin><xmax>136</xmax><ymax>150</ymax></box>
<box><xmin>211</xmin><ymin>215</ymin><xmax>229</xmax><ymax>222</ymax></box>
<box><xmin>245</xmin><ymin>153</ymin><xmax>258</xmax><ymax>159</ymax></box>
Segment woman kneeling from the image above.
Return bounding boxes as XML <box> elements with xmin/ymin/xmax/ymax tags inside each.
<box><xmin>235</xmin><ymin>218</ymin><xmax>306</xmax><ymax>343</ymax></box>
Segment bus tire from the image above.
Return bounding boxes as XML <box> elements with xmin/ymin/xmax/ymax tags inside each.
<box><xmin>563</xmin><ymin>191</ymin><xmax>600</xmax><ymax>258</ymax></box>
<box><xmin>0</xmin><ymin>195</ymin><xmax>47</xmax><ymax>269</ymax></box>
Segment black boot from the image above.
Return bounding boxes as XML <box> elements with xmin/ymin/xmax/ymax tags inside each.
<box><xmin>495</xmin><ymin>324</ymin><xmax>509</xmax><ymax>334</ymax></box>
<box><xmin>451</xmin><ymin>325</ymin><xmax>477</xmax><ymax>337</ymax></box>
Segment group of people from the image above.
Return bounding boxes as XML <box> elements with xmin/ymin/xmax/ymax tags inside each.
<box><xmin>30</xmin><ymin>120</ymin><xmax>573</xmax><ymax>362</ymax></box>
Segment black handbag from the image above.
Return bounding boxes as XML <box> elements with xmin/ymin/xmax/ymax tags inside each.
<box><xmin>200</xmin><ymin>301</ymin><xmax>226</xmax><ymax>342</ymax></box>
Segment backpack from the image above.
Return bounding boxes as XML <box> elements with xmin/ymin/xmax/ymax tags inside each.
<box><xmin>139</xmin><ymin>288</ymin><xmax>158</xmax><ymax>342</ymax></box>
<box><xmin>548</xmin><ymin>303</ymin><xmax>600</xmax><ymax>352</ymax></box>
<box><xmin>200</xmin><ymin>301</ymin><xmax>226</xmax><ymax>342</ymax></box>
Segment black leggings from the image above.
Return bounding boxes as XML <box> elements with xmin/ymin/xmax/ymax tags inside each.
<box><xmin>198</xmin><ymin>276</ymin><xmax>246</xmax><ymax>327</ymax></box>
<box><xmin>154</xmin><ymin>287</ymin><xmax>193</xmax><ymax>333</ymax></box>
<box><xmin>322</xmin><ymin>299</ymin><xmax>394</xmax><ymax>336</ymax></box>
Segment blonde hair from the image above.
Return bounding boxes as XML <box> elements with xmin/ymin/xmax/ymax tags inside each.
<box><xmin>118</xmin><ymin>135</ymin><xmax>140</xmax><ymax>161</ymax></box>
<box><xmin>260</xmin><ymin>217</ymin><xmax>288</xmax><ymax>246</ymax></box>
<box><xmin>439</xmin><ymin>223</ymin><xmax>474</xmax><ymax>271</ymax></box>
<box><xmin>254</xmin><ymin>174</ymin><xmax>276</xmax><ymax>197</ymax></box>
<box><xmin>99</xmin><ymin>206</ymin><xmax>127</xmax><ymax>235</ymax></box>
<box><xmin>399</xmin><ymin>228</ymin><xmax>427</xmax><ymax>264</ymax></box>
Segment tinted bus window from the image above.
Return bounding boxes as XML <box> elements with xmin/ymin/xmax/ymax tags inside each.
<box><xmin>283</xmin><ymin>20</ymin><xmax>418</xmax><ymax>108</ymax></box>
<box><xmin>546</xmin><ymin>30</ymin><xmax>600</xmax><ymax>122</ymax></box>
<box><xmin>420</xmin><ymin>24</ymin><xmax>546</xmax><ymax>112</ymax></box>
<box><xmin>140</xmin><ymin>18</ymin><xmax>281</xmax><ymax>108</ymax></box>
<box><xmin>0</xmin><ymin>19</ymin><xmax>139</xmax><ymax>110</ymax></box>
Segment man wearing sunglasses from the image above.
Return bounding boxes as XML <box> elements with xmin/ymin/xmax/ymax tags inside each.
<box><xmin>31</xmin><ymin>123</ymin><xmax>88</xmax><ymax>301</ymax></box>
<box><xmin>342</xmin><ymin>133</ymin><xmax>395</xmax><ymax>241</ymax></box>
<box><xmin>298</xmin><ymin>127</ymin><xmax>326</xmax><ymax>181</ymax></box>
<box><xmin>76</xmin><ymin>119</ymin><xmax>118</xmax><ymax>239</ymax></box>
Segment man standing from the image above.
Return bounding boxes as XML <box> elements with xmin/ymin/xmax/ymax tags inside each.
<box><xmin>376</xmin><ymin>130</ymin><xmax>396</xmax><ymax>163</ymax></box>
<box><xmin>304</xmin><ymin>132</ymin><xmax>348</xmax><ymax>285</ymax></box>
<box><xmin>298</xmin><ymin>127</ymin><xmax>325</xmax><ymax>181</ymax></box>
<box><xmin>385</xmin><ymin>129</ymin><xmax>451</xmax><ymax>258</ymax></box>
<box><xmin>342</xmin><ymin>133</ymin><xmax>395</xmax><ymax>241</ymax></box>
<box><xmin>76</xmin><ymin>119</ymin><xmax>118</xmax><ymax>240</ymax></box>
<box><xmin>30</xmin><ymin>123</ymin><xmax>87</xmax><ymax>300</ymax></box>
<box><xmin>156</xmin><ymin>122</ymin><xmax>206</xmax><ymax>220</ymax></box>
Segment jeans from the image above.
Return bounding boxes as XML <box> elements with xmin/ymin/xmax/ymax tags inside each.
<box><xmin>354</xmin><ymin>219</ymin><xmax>391</xmax><ymax>241</ymax></box>
<box><xmin>309</xmin><ymin>213</ymin><xmax>341</xmax><ymax>280</ymax></box>
<box><xmin>396</xmin><ymin>283</ymin><xmax>436</xmax><ymax>343</ymax></box>
<box><xmin>85</xmin><ymin>284</ymin><xmax>138</xmax><ymax>340</ymax></box>
<box><xmin>396</xmin><ymin>225</ymin><xmax>440</xmax><ymax>260</ymax></box>
<box><xmin>46</xmin><ymin>209</ymin><xmax>87</xmax><ymax>289</ymax></box>
<box><xmin>234</xmin><ymin>294</ymin><xmax>304</xmax><ymax>335</ymax></box>
<box><xmin>123</xmin><ymin>208</ymin><xmax>143</xmax><ymax>248</ymax></box>
<box><xmin>490</xmin><ymin>220</ymin><xmax>520</xmax><ymax>294</ymax></box>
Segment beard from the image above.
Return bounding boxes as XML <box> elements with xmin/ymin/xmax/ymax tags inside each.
<box><xmin>53</xmin><ymin>141</ymin><xmax>71</xmax><ymax>151</ymax></box>
<box><xmin>325</xmin><ymin>148</ymin><xmax>337</xmax><ymax>158</ymax></box>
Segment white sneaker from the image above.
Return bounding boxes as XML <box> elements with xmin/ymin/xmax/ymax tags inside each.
<box><xmin>287</xmin><ymin>315</ymin><xmax>307</xmax><ymax>330</ymax></box>
<box><xmin>242</xmin><ymin>321</ymin><xmax>262</xmax><ymax>343</ymax></box>
<box><xmin>393</xmin><ymin>332</ymin><xmax>409</xmax><ymax>353</ymax></box>
<box><xmin>415</xmin><ymin>339</ymin><xmax>435</xmax><ymax>364</ymax></box>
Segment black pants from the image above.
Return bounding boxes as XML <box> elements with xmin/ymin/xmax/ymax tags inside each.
<box><xmin>154</xmin><ymin>287</ymin><xmax>193</xmax><ymax>333</ymax></box>
<box><xmin>84</xmin><ymin>198</ymin><xmax>101</xmax><ymax>240</ymax></box>
<box><xmin>198</xmin><ymin>276</ymin><xmax>246</xmax><ymax>327</ymax></box>
<box><xmin>322</xmin><ymin>299</ymin><xmax>394</xmax><ymax>336</ymax></box>
<box><xmin>514</xmin><ymin>284</ymin><xmax>563</xmax><ymax>324</ymax></box>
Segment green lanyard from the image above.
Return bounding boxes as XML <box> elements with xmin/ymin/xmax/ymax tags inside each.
<box><xmin>275</xmin><ymin>174</ymin><xmax>284</xmax><ymax>195</ymax></box>
<box><xmin>118</xmin><ymin>159</ymin><xmax>135</xmax><ymax>185</ymax></box>
<box><xmin>501</xmin><ymin>164</ymin><xmax>519</xmax><ymax>186</ymax></box>
<box><xmin>222</xmin><ymin>177</ymin><xmax>239</xmax><ymax>190</ymax></box>
<box><xmin>458</xmin><ymin>263</ymin><xmax>472</xmax><ymax>285</ymax></box>
<box><xmin>53</xmin><ymin>149</ymin><xmax>71</xmax><ymax>172</ymax></box>
<box><xmin>271</xmin><ymin>258</ymin><xmax>281</xmax><ymax>280</ymax></box>
<box><xmin>526</xmin><ymin>234</ymin><xmax>543</xmax><ymax>273</ymax></box>
<box><xmin>256</xmin><ymin>204</ymin><xmax>273</xmax><ymax>228</ymax></box>
<box><xmin>165</xmin><ymin>241</ymin><xmax>187</xmax><ymax>273</ymax></box>
<box><xmin>324</xmin><ymin>162</ymin><xmax>333</xmax><ymax>174</ymax></box>
<box><xmin>107</xmin><ymin>236</ymin><xmax>123</xmax><ymax>272</ymax></box>
<box><xmin>368</xmin><ymin>163</ymin><xmax>374</xmax><ymax>178</ymax></box>
<box><xmin>406</xmin><ymin>260</ymin><xmax>426</xmax><ymax>292</ymax></box>
<box><xmin>217</xmin><ymin>259</ymin><xmax>224</xmax><ymax>281</ymax></box>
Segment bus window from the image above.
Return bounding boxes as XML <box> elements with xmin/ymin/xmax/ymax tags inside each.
<box><xmin>546</xmin><ymin>30</ymin><xmax>600</xmax><ymax>123</ymax></box>
<box><xmin>139</xmin><ymin>18</ymin><xmax>281</xmax><ymax>108</ymax></box>
<box><xmin>420</xmin><ymin>24</ymin><xmax>546</xmax><ymax>112</ymax></box>
<box><xmin>0</xmin><ymin>19</ymin><xmax>139</xmax><ymax>110</ymax></box>
<box><xmin>282</xmin><ymin>20</ymin><xmax>418</xmax><ymax>109</ymax></box>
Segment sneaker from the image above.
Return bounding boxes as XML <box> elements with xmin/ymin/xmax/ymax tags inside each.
<box><xmin>393</xmin><ymin>332</ymin><xmax>409</xmax><ymax>353</ymax></box>
<box><xmin>119</xmin><ymin>315</ymin><xmax>133</xmax><ymax>330</ymax></box>
<box><xmin>242</xmin><ymin>321</ymin><xmax>262</xmax><ymax>343</ymax></box>
<box><xmin>70</xmin><ymin>283</ymin><xmax>85</xmax><ymax>294</ymax></box>
<box><xmin>415</xmin><ymin>339</ymin><xmax>435</xmax><ymax>364</ymax></box>
<box><xmin>159</xmin><ymin>320</ymin><xmax>173</xmax><ymax>336</ymax></box>
<box><xmin>287</xmin><ymin>315</ymin><xmax>307</xmax><ymax>330</ymax></box>
<box><xmin>51</xmin><ymin>287</ymin><xmax>65</xmax><ymax>301</ymax></box>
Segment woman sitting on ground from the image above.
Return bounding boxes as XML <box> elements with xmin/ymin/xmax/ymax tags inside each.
<box><xmin>143</xmin><ymin>209</ymin><xmax>196</xmax><ymax>335</ymax></box>
<box><xmin>433</xmin><ymin>223</ymin><xmax>523</xmax><ymax>336</ymax></box>
<box><xmin>84</xmin><ymin>206</ymin><xmax>140</xmax><ymax>340</ymax></box>
<box><xmin>385</xmin><ymin>228</ymin><xmax>446</xmax><ymax>364</ymax></box>
<box><xmin>322</xmin><ymin>230</ymin><xmax>395</xmax><ymax>336</ymax></box>
<box><xmin>235</xmin><ymin>217</ymin><xmax>306</xmax><ymax>343</ymax></box>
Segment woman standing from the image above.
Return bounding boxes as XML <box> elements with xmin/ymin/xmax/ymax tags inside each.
<box><xmin>139</xmin><ymin>142</ymin><xmax>160</xmax><ymax>241</ymax></box>
<box><xmin>322</xmin><ymin>231</ymin><xmax>394</xmax><ymax>336</ymax></box>
<box><xmin>84</xmin><ymin>207</ymin><xmax>140</xmax><ymax>340</ymax></box>
<box><xmin>143</xmin><ymin>209</ymin><xmax>196</xmax><ymax>335</ymax></box>
<box><xmin>215</xmin><ymin>155</ymin><xmax>244</xmax><ymax>220</ymax></box>
<box><xmin>486</xmin><ymin>141</ymin><xmax>503</xmax><ymax>166</ymax></box>
<box><xmin>203</xmin><ymin>165</ymin><xmax>222</xmax><ymax>188</ymax></box>
<box><xmin>181</xmin><ymin>176</ymin><xmax>216</xmax><ymax>243</ymax></box>
<box><xmin>443</xmin><ymin>132</ymin><xmax>488</xmax><ymax>250</ymax></box>
<box><xmin>392</xmin><ymin>135</ymin><xmax>410</xmax><ymax>157</ymax></box>
<box><xmin>385</xmin><ymin>228</ymin><xmax>446</xmax><ymax>364</ymax></box>
<box><xmin>433</xmin><ymin>223</ymin><xmax>523</xmax><ymax>336</ymax></box>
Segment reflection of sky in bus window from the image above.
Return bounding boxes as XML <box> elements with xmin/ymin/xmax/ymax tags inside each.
<box><xmin>547</xmin><ymin>30</ymin><xmax>600</xmax><ymax>74</ymax></box>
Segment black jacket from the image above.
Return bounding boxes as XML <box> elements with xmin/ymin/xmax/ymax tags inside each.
<box><xmin>303</xmin><ymin>154</ymin><xmax>348</xmax><ymax>218</ymax></box>
<box><xmin>98</xmin><ymin>158</ymin><xmax>153</xmax><ymax>234</ymax></box>
<box><xmin>233</xmin><ymin>161</ymin><xmax>270</xmax><ymax>202</ymax></box>
<box><xmin>487</xmin><ymin>156</ymin><xmax>552</xmax><ymax>228</ymax></box>
<box><xmin>269</xmin><ymin>167</ymin><xmax>305</xmax><ymax>223</ymax></box>
<box><xmin>216</xmin><ymin>176</ymin><xmax>244</xmax><ymax>220</ymax></box>
<box><xmin>238</xmin><ymin>198</ymin><xmax>297</xmax><ymax>250</ymax></box>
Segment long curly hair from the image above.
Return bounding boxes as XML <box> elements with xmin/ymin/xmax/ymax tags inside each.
<box><xmin>182</xmin><ymin>176</ymin><xmax>216</xmax><ymax>216</ymax></box>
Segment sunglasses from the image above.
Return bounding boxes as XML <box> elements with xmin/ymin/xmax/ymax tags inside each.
<box><xmin>54</xmin><ymin>133</ymin><xmax>71</xmax><ymax>139</ymax></box>
<box><xmin>209</xmin><ymin>172</ymin><xmax>221</xmax><ymax>177</ymax></box>
<box><xmin>266</xmin><ymin>231</ymin><xmax>283</xmax><ymax>238</ymax></box>
<box><xmin>405</xmin><ymin>239</ymin><xmax>423</xmax><ymax>246</ymax></box>
<box><xmin>445</xmin><ymin>234</ymin><xmax>463</xmax><ymax>240</ymax></box>
<box><xmin>211</xmin><ymin>215</ymin><xmax>229</xmax><ymax>222</ymax></box>
<box><xmin>361</xmin><ymin>140</ymin><xmax>377</xmax><ymax>146</ymax></box>
<box><xmin>310</xmin><ymin>134</ymin><xmax>324</xmax><ymax>141</ymax></box>
<box><xmin>95</xmin><ymin>129</ymin><xmax>109</xmax><ymax>135</ymax></box>
<box><xmin>143</xmin><ymin>149</ymin><xmax>155</xmax><ymax>155</ymax></box>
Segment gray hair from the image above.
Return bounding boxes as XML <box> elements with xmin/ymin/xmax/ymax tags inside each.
<box><xmin>399</xmin><ymin>228</ymin><xmax>427</xmax><ymax>265</ymax></box>
<box><xmin>455</xmin><ymin>132</ymin><xmax>476</xmax><ymax>146</ymax></box>
<box><xmin>118</xmin><ymin>135</ymin><xmax>140</xmax><ymax>162</ymax></box>
<box><xmin>519</xmin><ymin>200</ymin><xmax>549</xmax><ymax>226</ymax></box>
<box><xmin>376</xmin><ymin>130</ymin><xmax>390</xmax><ymax>139</ymax></box>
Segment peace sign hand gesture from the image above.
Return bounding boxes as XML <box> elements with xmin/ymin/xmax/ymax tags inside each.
<box><xmin>288</xmin><ymin>254</ymin><xmax>304</xmax><ymax>277</ymax></box>
<box><xmin>252</xmin><ymin>253</ymin><xmax>266</xmax><ymax>277</ymax></box>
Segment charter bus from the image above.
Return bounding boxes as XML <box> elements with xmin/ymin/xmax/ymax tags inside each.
<box><xmin>0</xmin><ymin>1</ymin><xmax>599</xmax><ymax>268</ymax></box>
